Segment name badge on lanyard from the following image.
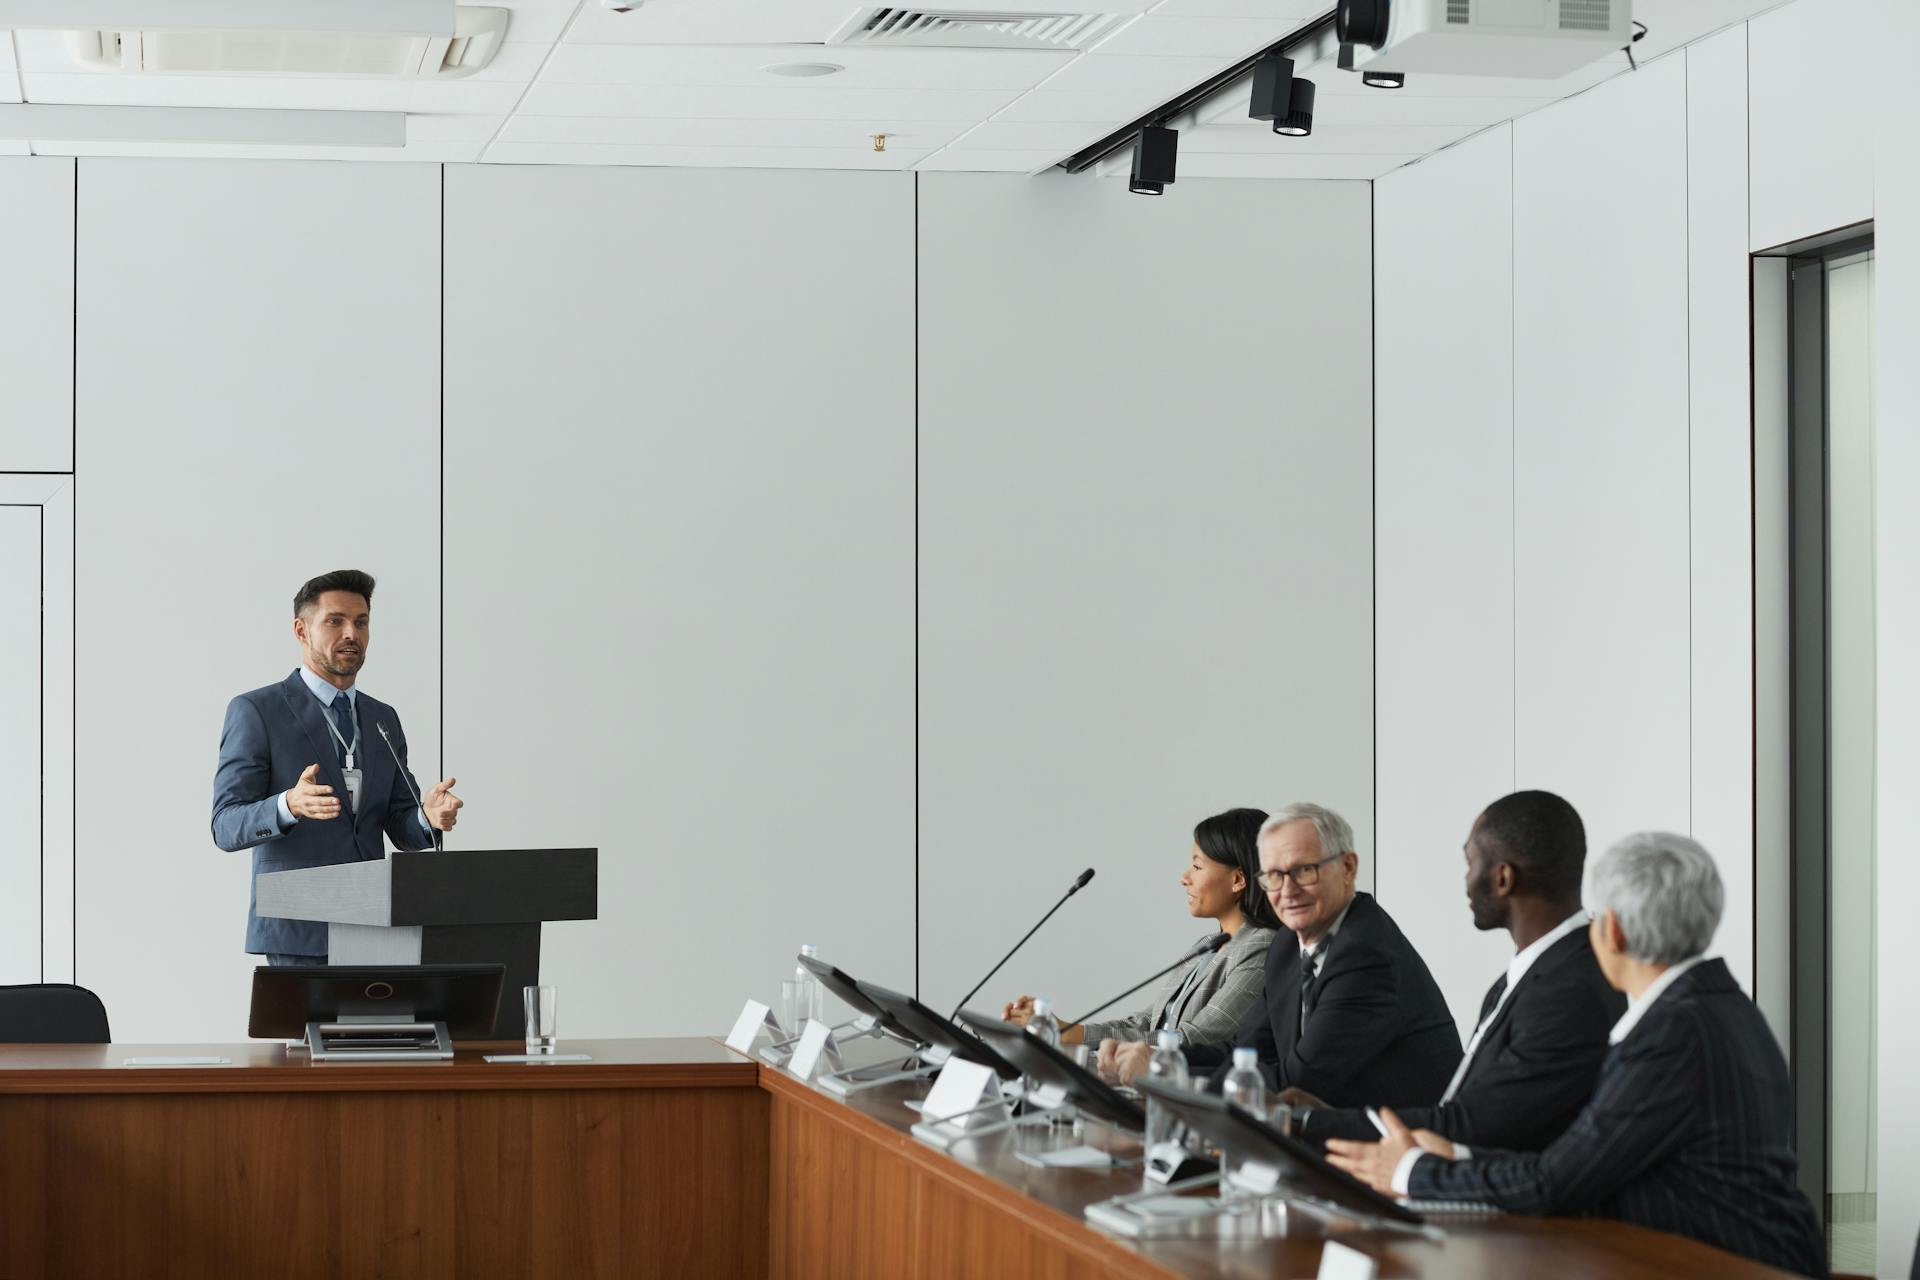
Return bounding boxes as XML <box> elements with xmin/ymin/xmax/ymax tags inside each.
<box><xmin>321</xmin><ymin>695</ymin><xmax>364</xmax><ymax>818</ymax></box>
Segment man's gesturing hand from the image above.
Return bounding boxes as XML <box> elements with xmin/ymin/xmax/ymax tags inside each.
<box><xmin>286</xmin><ymin>763</ymin><xmax>341</xmax><ymax>820</ymax></box>
<box><xmin>424</xmin><ymin>777</ymin><xmax>463</xmax><ymax>832</ymax></box>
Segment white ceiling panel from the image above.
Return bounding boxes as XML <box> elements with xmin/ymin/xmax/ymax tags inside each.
<box><xmin>991</xmin><ymin>86</ymin><xmax>1173</xmax><ymax>124</ymax></box>
<box><xmin>1199</xmin><ymin>90</ymin><xmax>1552</xmax><ymax>129</ymax></box>
<box><xmin>518</xmin><ymin>80</ymin><xmax>1023</xmax><ymax>121</ymax></box>
<box><xmin>1089</xmin><ymin>15</ymin><xmax>1307</xmax><ymax>60</ymax></box>
<box><xmin>913</xmin><ymin>148</ymin><xmax>1060</xmax><ymax>172</ymax></box>
<box><xmin>496</xmin><ymin>0</ymin><xmax>585</xmax><ymax>45</ymax></box>
<box><xmin>540</xmin><ymin>42</ymin><xmax>1070</xmax><ymax>91</ymax></box>
<box><xmin>497</xmin><ymin>112</ymin><xmax>973</xmax><ymax>150</ymax></box>
<box><xmin>1035</xmin><ymin>51</ymin><xmax>1219</xmax><ymax>95</ymax></box>
<box><xmin>566</xmin><ymin>0</ymin><xmax>891</xmax><ymax>46</ymax></box>
<box><xmin>1145</xmin><ymin>0</ymin><xmax>1326</xmax><ymax>20</ymax></box>
<box><xmin>484</xmin><ymin>140</ymin><xmax>929</xmax><ymax>168</ymax></box>
<box><xmin>1167</xmin><ymin>152</ymin><xmax>1415</xmax><ymax>179</ymax></box>
<box><xmin>1178</xmin><ymin>121</ymin><xmax>1477</xmax><ymax>154</ymax></box>
<box><xmin>944</xmin><ymin>119</ymin><xmax>1111</xmax><ymax>151</ymax></box>
<box><xmin>21</xmin><ymin>70</ymin><xmax>529</xmax><ymax>113</ymax></box>
<box><xmin>34</xmin><ymin>138</ymin><xmax>487</xmax><ymax>160</ymax></box>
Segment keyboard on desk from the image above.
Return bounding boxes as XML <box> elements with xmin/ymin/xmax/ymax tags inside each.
<box><xmin>1401</xmin><ymin>1198</ymin><xmax>1505</xmax><ymax>1217</ymax></box>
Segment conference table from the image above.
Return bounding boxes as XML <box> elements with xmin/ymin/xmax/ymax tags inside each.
<box><xmin>0</xmin><ymin>1037</ymin><xmax>1800</xmax><ymax>1279</ymax></box>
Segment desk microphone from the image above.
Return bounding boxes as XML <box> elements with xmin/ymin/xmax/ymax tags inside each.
<box><xmin>377</xmin><ymin>721</ymin><xmax>442</xmax><ymax>853</ymax></box>
<box><xmin>948</xmin><ymin>868</ymin><xmax>1094</xmax><ymax>1020</ymax></box>
<box><xmin>1069</xmin><ymin>932</ymin><xmax>1229</xmax><ymax>1026</ymax></box>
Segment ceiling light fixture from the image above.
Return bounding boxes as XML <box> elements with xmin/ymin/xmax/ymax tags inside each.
<box><xmin>0</xmin><ymin>0</ymin><xmax>453</xmax><ymax>35</ymax></box>
<box><xmin>764</xmin><ymin>62</ymin><xmax>845</xmax><ymax>77</ymax></box>
<box><xmin>1362</xmin><ymin>69</ymin><xmax>1404</xmax><ymax>88</ymax></box>
<box><xmin>1248</xmin><ymin>53</ymin><xmax>1315</xmax><ymax>138</ymax></box>
<box><xmin>1129</xmin><ymin>124</ymin><xmax>1176</xmax><ymax>196</ymax></box>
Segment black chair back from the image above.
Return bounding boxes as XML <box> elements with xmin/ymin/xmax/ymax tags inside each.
<box><xmin>0</xmin><ymin>983</ymin><xmax>111</xmax><ymax>1044</ymax></box>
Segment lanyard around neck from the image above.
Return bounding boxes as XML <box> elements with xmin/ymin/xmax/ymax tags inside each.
<box><xmin>319</xmin><ymin>692</ymin><xmax>361</xmax><ymax>769</ymax></box>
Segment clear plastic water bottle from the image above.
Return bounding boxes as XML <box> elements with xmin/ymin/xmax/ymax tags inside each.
<box><xmin>784</xmin><ymin>944</ymin><xmax>825</xmax><ymax>1036</ymax></box>
<box><xmin>1221</xmin><ymin>1046</ymin><xmax>1268</xmax><ymax>1192</ymax></box>
<box><xmin>1144</xmin><ymin>1029</ymin><xmax>1190</xmax><ymax>1151</ymax></box>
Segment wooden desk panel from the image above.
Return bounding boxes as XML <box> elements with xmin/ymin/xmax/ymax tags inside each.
<box><xmin>757</xmin><ymin>1062</ymin><xmax>1806</xmax><ymax>1280</ymax></box>
<box><xmin>0</xmin><ymin>1041</ymin><xmax>766</xmax><ymax>1280</ymax></box>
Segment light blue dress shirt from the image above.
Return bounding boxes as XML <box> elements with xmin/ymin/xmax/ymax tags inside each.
<box><xmin>275</xmin><ymin>667</ymin><xmax>432</xmax><ymax>837</ymax></box>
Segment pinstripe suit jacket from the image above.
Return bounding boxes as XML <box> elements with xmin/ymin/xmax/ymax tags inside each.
<box><xmin>1408</xmin><ymin>959</ymin><xmax>1828</xmax><ymax>1278</ymax></box>
<box><xmin>1079</xmin><ymin>926</ymin><xmax>1274</xmax><ymax>1047</ymax></box>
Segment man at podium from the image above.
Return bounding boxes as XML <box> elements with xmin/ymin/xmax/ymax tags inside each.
<box><xmin>211</xmin><ymin>569</ymin><xmax>464</xmax><ymax>966</ymax></box>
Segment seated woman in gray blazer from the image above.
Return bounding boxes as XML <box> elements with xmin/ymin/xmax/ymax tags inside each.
<box><xmin>1002</xmin><ymin>807</ymin><xmax>1278</xmax><ymax>1063</ymax></box>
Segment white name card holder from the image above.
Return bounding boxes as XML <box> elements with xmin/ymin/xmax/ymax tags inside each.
<box><xmin>908</xmin><ymin>1059</ymin><xmax>1013</xmax><ymax>1149</ymax></box>
<box><xmin>724</xmin><ymin>1000</ymin><xmax>786</xmax><ymax>1055</ymax></box>
<box><xmin>785</xmin><ymin>1019</ymin><xmax>847</xmax><ymax>1082</ymax></box>
<box><xmin>1317</xmin><ymin>1242</ymin><xmax>1380</xmax><ymax>1280</ymax></box>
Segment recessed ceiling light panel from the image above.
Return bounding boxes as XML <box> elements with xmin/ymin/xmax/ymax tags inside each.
<box><xmin>764</xmin><ymin>62</ymin><xmax>844</xmax><ymax>77</ymax></box>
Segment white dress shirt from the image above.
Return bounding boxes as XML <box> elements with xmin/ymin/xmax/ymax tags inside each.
<box><xmin>1607</xmin><ymin>955</ymin><xmax>1707</xmax><ymax>1044</ymax></box>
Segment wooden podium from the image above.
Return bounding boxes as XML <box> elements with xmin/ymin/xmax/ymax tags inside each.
<box><xmin>253</xmin><ymin>849</ymin><xmax>597</xmax><ymax>1039</ymax></box>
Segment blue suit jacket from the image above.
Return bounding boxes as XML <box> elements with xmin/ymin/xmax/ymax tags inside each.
<box><xmin>211</xmin><ymin>669</ymin><xmax>434</xmax><ymax>955</ymax></box>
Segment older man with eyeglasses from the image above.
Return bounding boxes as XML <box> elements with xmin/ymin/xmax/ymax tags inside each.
<box><xmin>1147</xmin><ymin>803</ymin><xmax>1461</xmax><ymax>1107</ymax></box>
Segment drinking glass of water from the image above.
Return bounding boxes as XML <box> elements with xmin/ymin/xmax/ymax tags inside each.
<box><xmin>524</xmin><ymin>985</ymin><xmax>559</xmax><ymax>1055</ymax></box>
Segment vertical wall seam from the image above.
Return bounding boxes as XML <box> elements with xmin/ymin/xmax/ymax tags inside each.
<box><xmin>1686</xmin><ymin>49</ymin><xmax>1696</xmax><ymax>836</ymax></box>
<box><xmin>70</xmin><ymin>158</ymin><xmax>78</xmax><ymax>983</ymax></box>
<box><xmin>1369</xmin><ymin>178</ymin><xmax>1379</xmax><ymax>898</ymax></box>
<box><xmin>38</xmin><ymin>505</ymin><xmax>45</xmax><ymax>982</ymax></box>
<box><xmin>913</xmin><ymin>171</ymin><xmax>921</xmax><ymax>1000</ymax></box>
<box><xmin>439</xmin><ymin>165</ymin><xmax>447</xmax><ymax>783</ymax></box>
<box><xmin>1509</xmin><ymin>124</ymin><xmax>1519</xmax><ymax>794</ymax></box>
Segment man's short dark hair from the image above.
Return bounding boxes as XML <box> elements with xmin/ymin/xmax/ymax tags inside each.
<box><xmin>1477</xmin><ymin>790</ymin><xmax>1586</xmax><ymax>904</ymax></box>
<box><xmin>294</xmin><ymin>570</ymin><xmax>376</xmax><ymax>618</ymax></box>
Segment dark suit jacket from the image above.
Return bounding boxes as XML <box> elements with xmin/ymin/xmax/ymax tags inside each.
<box><xmin>211</xmin><ymin>670</ymin><xmax>435</xmax><ymax>955</ymax></box>
<box><xmin>1301</xmin><ymin>925</ymin><xmax>1625</xmax><ymax>1150</ymax></box>
<box><xmin>1409</xmin><ymin>959</ymin><xmax>1827</xmax><ymax>1278</ymax></box>
<box><xmin>1185</xmin><ymin>892</ymin><xmax>1461</xmax><ymax>1108</ymax></box>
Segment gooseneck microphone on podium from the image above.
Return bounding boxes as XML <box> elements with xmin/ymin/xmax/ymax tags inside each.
<box><xmin>377</xmin><ymin>721</ymin><xmax>442</xmax><ymax>853</ymax></box>
<box><xmin>948</xmin><ymin>867</ymin><xmax>1095</xmax><ymax>1020</ymax></box>
<box><xmin>1069</xmin><ymin>931</ymin><xmax>1229</xmax><ymax>1026</ymax></box>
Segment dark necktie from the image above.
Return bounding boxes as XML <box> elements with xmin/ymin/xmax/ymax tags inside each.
<box><xmin>1476</xmin><ymin>974</ymin><xmax>1509</xmax><ymax>1030</ymax></box>
<box><xmin>1299</xmin><ymin>942</ymin><xmax>1325</xmax><ymax>1029</ymax></box>
<box><xmin>329</xmin><ymin>693</ymin><xmax>355</xmax><ymax>760</ymax></box>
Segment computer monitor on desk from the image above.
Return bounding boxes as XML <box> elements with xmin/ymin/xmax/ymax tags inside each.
<box><xmin>248</xmin><ymin>964</ymin><xmax>505</xmax><ymax>1062</ymax></box>
<box><xmin>850</xmin><ymin>979</ymin><xmax>1022</xmax><ymax>1082</ymax></box>
<box><xmin>959</xmin><ymin>1011</ymin><xmax>1146</xmax><ymax>1132</ymax></box>
<box><xmin>1132</xmin><ymin>1078</ymin><xmax>1425</xmax><ymax>1226</ymax></box>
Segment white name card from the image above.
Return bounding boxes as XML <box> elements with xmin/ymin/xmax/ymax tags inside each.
<box><xmin>1317</xmin><ymin>1241</ymin><xmax>1379</xmax><ymax>1280</ymax></box>
<box><xmin>725</xmin><ymin>999</ymin><xmax>782</xmax><ymax>1053</ymax></box>
<box><xmin>920</xmin><ymin>1058</ymin><xmax>1003</xmax><ymax>1128</ymax></box>
<box><xmin>787</xmin><ymin>1019</ymin><xmax>838</xmax><ymax>1080</ymax></box>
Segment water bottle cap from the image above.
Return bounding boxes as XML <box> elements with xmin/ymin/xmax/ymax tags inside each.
<box><xmin>1231</xmin><ymin>1046</ymin><xmax>1258</xmax><ymax>1069</ymax></box>
<box><xmin>1032</xmin><ymin>997</ymin><xmax>1052</xmax><ymax>1016</ymax></box>
<box><xmin>799</xmin><ymin>944</ymin><xmax>818</xmax><ymax>957</ymax></box>
<box><xmin>1155</xmin><ymin>1029</ymin><xmax>1182</xmax><ymax>1052</ymax></box>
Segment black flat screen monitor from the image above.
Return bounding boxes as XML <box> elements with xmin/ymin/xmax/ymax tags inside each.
<box><xmin>851</xmin><ymin>979</ymin><xmax>1021</xmax><ymax>1081</ymax></box>
<box><xmin>248</xmin><ymin>964</ymin><xmax>505</xmax><ymax>1040</ymax></box>
<box><xmin>1133</xmin><ymin>1078</ymin><xmax>1424</xmax><ymax>1225</ymax></box>
<box><xmin>958</xmin><ymin>1011</ymin><xmax>1146</xmax><ymax>1132</ymax></box>
<box><xmin>797</xmin><ymin>954</ymin><xmax>907</xmax><ymax>1036</ymax></box>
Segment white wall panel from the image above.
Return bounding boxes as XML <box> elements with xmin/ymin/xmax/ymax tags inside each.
<box><xmin>917</xmin><ymin>173</ymin><xmax>1373</xmax><ymax>1020</ymax></box>
<box><xmin>1748</xmin><ymin>0</ymin><xmax>1873</xmax><ymax>250</ymax></box>
<box><xmin>1686</xmin><ymin>28</ymin><xmax>1757</xmax><ymax>995</ymax></box>
<box><xmin>1372</xmin><ymin>126</ymin><xmax>1518</xmax><ymax>1037</ymax></box>
<box><xmin>1874</xmin><ymin>0</ymin><xmax>1920</xmax><ymax>1268</ymax></box>
<box><xmin>76</xmin><ymin>159</ymin><xmax>441</xmax><ymax>1041</ymax></box>
<box><xmin>0</xmin><ymin>507</ymin><xmax>39</xmax><ymax>982</ymax></box>
<box><xmin>0</xmin><ymin>158</ymin><xmax>74</xmax><ymax>471</ymax></box>
<box><xmin>1511</xmin><ymin>57</ymin><xmax>1693</xmax><ymax>853</ymax></box>
<box><xmin>442</xmin><ymin>165</ymin><xmax>915</xmax><ymax>1038</ymax></box>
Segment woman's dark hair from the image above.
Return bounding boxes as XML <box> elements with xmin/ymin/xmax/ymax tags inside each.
<box><xmin>1194</xmin><ymin>807</ymin><xmax>1279</xmax><ymax>930</ymax></box>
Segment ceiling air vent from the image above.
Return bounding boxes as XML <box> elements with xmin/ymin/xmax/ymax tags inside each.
<box><xmin>63</xmin><ymin>7</ymin><xmax>509</xmax><ymax>79</ymax></box>
<box><xmin>1445</xmin><ymin>0</ymin><xmax>1471</xmax><ymax>24</ymax></box>
<box><xmin>828</xmin><ymin>8</ymin><xmax>1127</xmax><ymax>51</ymax></box>
<box><xmin>1558</xmin><ymin>0</ymin><xmax>1615</xmax><ymax>32</ymax></box>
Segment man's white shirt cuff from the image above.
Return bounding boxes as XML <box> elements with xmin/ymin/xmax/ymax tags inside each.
<box><xmin>1391</xmin><ymin>1149</ymin><xmax>1425</xmax><ymax>1196</ymax></box>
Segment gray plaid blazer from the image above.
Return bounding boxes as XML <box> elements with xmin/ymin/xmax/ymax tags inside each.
<box><xmin>1079</xmin><ymin>925</ymin><xmax>1275</xmax><ymax>1048</ymax></box>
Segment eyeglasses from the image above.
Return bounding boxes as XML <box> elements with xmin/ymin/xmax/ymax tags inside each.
<box><xmin>1255</xmin><ymin>853</ymin><xmax>1344</xmax><ymax>892</ymax></box>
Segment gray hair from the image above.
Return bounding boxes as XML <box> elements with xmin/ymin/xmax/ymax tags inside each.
<box><xmin>1584</xmin><ymin>832</ymin><xmax>1724</xmax><ymax>965</ymax></box>
<box><xmin>1258</xmin><ymin>803</ymin><xmax>1357</xmax><ymax>860</ymax></box>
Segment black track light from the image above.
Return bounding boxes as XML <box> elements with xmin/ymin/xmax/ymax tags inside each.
<box><xmin>1130</xmin><ymin>124</ymin><xmax>1177</xmax><ymax>195</ymax></box>
<box><xmin>1249</xmin><ymin>52</ymin><xmax>1315</xmax><ymax>138</ymax></box>
<box><xmin>1275</xmin><ymin>77</ymin><xmax>1315</xmax><ymax>136</ymax></box>
<box><xmin>1362</xmin><ymin>69</ymin><xmax>1404</xmax><ymax>88</ymax></box>
<box><xmin>1336</xmin><ymin>0</ymin><xmax>1391</xmax><ymax>50</ymax></box>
